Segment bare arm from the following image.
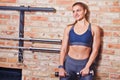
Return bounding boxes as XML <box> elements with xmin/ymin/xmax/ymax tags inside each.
<box><xmin>80</xmin><ymin>25</ymin><xmax>101</xmax><ymax>76</ymax></box>
<box><xmin>85</xmin><ymin>25</ymin><xmax>101</xmax><ymax>69</ymax></box>
<box><xmin>59</xmin><ymin>26</ymin><xmax>70</xmax><ymax>66</ymax></box>
<box><xmin>59</xmin><ymin>26</ymin><xmax>71</xmax><ymax>77</ymax></box>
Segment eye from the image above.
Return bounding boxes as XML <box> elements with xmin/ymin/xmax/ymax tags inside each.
<box><xmin>72</xmin><ymin>10</ymin><xmax>75</xmax><ymax>13</ymax></box>
<box><xmin>77</xmin><ymin>9</ymin><xmax>81</xmax><ymax>12</ymax></box>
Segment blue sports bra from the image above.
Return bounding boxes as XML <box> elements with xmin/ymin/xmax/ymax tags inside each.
<box><xmin>69</xmin><ymin>23</ymin><xmax>93</xmax><ymax>47</ymax></box>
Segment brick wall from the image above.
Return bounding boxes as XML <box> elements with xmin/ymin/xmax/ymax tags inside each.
<box><xmin>0</xmin><ymin>0</ymin><xmax>120</xmax><ymax>80</ymax></box>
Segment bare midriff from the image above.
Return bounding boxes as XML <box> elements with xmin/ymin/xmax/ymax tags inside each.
<box><xmin>68</xmin><ymin>45</ymin><xmax>91</xmax><ymax>60</ymax></box>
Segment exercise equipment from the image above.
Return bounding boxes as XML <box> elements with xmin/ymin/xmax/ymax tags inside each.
<box><xmin>0</xmin><ymin>6</ymin><xmax>57</xmax><ymax>63</ymax></box>
<box><xmin>55</xmin><ymin>70</ymin><xmax>94</xmax><ymax>80</ymax></box>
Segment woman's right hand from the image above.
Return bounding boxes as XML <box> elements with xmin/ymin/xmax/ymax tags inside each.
<box><xmin>59</xmin><ymin>68</ymin><xmax>66</xmax><ymax>77</ymax></box>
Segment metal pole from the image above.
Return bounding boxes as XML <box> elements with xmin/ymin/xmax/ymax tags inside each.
<box><xmin>0</xmin><ymin>6</ymin><xmax>56</xmax><ymax>12</ymax></box>
<box><xmin>0</xmin><ymin>37</ymin><xmax>62</xmax><ymax>44</ymax></box>
<box><xmin>18</xmin><ymin>9</ymin><xmax>24</xmax><ymax>63</ymax></box>
<box><xmin>0</xmin><ymin>46</ymin><xmax>60</xmax><ymax>53</ymax></box>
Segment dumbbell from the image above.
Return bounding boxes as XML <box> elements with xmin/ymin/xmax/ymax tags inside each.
<box><xmin>55</xmin><ymin>70</ymin><xmax>94</xmax><ymax>77</ymax></box>
<box><xmin>55</xmin><ymin>72</ymin><xmax>69</xmax><ymax>77</ymax></box>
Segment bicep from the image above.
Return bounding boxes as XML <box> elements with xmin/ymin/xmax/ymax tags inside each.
<box><xmin>92</xmin><ymin>26</ymin><xmax>101</xmax><ymax>52</ymax></box>
<box><xmin>60</xmin><ymin>27</ymin><xmax>69</xmax><ymax>52</ymax></box>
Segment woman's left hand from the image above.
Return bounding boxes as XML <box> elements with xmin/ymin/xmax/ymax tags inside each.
<box><xmin>80</xmin><ymin>67</ymin><xmax>90</xmax><ymax>76</ymax></box>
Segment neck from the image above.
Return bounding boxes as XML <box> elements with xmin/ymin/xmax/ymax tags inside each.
<box><xmin>76</xmin><ymin>18</ymin><xmax>88</xmax><ymax>26</ymax></box>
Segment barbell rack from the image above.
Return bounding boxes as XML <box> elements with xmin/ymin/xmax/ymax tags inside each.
<box><xmin>0</xmin><ymin>5</ymin><xmax>56</xmax><ymax>63</ymax></box>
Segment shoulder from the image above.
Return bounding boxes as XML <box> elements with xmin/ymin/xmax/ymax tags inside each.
<box><xmin>66</xmin><ymin>25</ymin><xmax>73</xmax><ymax>29</ymax></box>
<box><xmin>91</xmin><ymin>24</ymin><xmax>101</xmax><ymax>36</ymax></box>
<box><xmin>64</xmin><ymin>25</ymin><xmax>73</xmax><ymax>33</ymax></box>
<box><xmin>91</xmin><ymin>24</ymin><xmax>101</xmax><ymax>32</ymax></box>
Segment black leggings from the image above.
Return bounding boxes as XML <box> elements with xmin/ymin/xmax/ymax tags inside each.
<box><xmin>60</xmin><ymin>55</ymin><xmax>93</xmax><ymax>80</ymax></box>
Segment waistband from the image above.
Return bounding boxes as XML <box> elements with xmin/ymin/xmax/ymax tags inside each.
<box><xmin>65</xmin><ymin>55</ymin><xmax>89</xmax><ymax>65</ymax></box>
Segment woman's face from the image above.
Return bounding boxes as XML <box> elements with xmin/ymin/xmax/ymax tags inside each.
<box><xmin>72</xmin><ymin>5</ymin><xmax>86</xmax><ymax>21</ymax></box>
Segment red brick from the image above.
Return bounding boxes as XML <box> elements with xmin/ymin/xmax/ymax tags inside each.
<box><xmin>1</xmin><ymin>30</ymin><xmax>15</xmax><ymax>35</ymax></box>
<box><xmin>0</xmin><ymin>57</ymin><xmax>7</xmax><ymax>62</ymax></box>
<box><xmin>0</xmin><ymin>0</ymin><xmax>16</xmax><ymax>3</ymax></box>
<box><xmin>0</xmin><ymin>3</ymin><xmax>6</xmax><ymax>6</ymax></box>
<box><xmin>102</xmin><ymin>49</ymin><xmax>115</xmax><ymax>55</ymax></box>
<box><xmin>113</xmin><ymin>1</ymin><xmax>119</xmax><ymax>6</ymax></box>
<box><xmin>33</xmin><ymin>54</ymin><xmax>37</xmax><ymax>60</ymax></box>
<box><xmin>31</xmin><ymin>77</ymin><xmax>39</xmax><ymax>80</ymax></box>
<box><xmin>108</xmin><ymin>43</ymin><xmax>120</xmax><ymax>49</ymax></box>
<box><xmin>0</xmin><ymin>41</ymin><xmax>5</xmax><ymax>45</ymax></box>
<box><xmin>113</xmin><ymin>19</ymin><xmax>120</xmax><ymax>24</ymax></box>
<box><xmin>24</xmin><ymin>32</ymin><xmax>37</xmax><ymax>38</ymax></box>
<box><xmin>110</xmin><ymin>74</ymin><xmax>120</xmax><ymax>79</ymax></box>
<box><xmin>66</xmin><ymin>6</ymin><xmax>72</xmax><ymax>11</ymax></box>
<box><xmin>24</xmin><ymin>42</ymin><xmax>32</xmax><ymax>47</ymax></box>
<box><xmin>0</xmin><ymin>62</ymin><xmax>9</xmax><ymax>67</ymax></box>
<box><xmin>6</xmin><ymin>41</ymin><xmax>16</xmax><ymax>46</ymax></box>
<box><xmin>103</xmin><ymin>26</ymin><xmax>120</xmax><ymax>31</ymax></box>
<box><xmin>7</xmin><ymin>26</ymin><xmax>16</xmax><ymax>30</ymax></box>
<box><xmin>12</xmin><ymin>15</ymin><xmax>19</xmax><ymax>20</ymax></box>
<box><xmin>0</xmin><ymin>14</ymin><xmax>10</xmax><ymax>19</ymax></box>
<box><xmin>30</xmin><ymin>16</ymin><xmax>48</xmax><ymax>21</ymax></box>
<box><xmin>100</xmin><ymin>7</ymin><xmax>109</xmax><ymax>12</ymax></box>
<box><xmin>23</xmin><ymin>75</ymin><xmax>31</xmax><ymax>80</ymax></box>
<box><xmin>110</xmin><ymin>7</ymin><xmax>120</xmax><ymax>12</ymax></box>
<box><xmin>109</xmin><ymin>68</ymin><xmax>118</xmax><ymax>73</ymax></box>
<box><xmin>56</xmin><ymin>0</ymin><xmax>75</xmax><ymax>5</ymax></box>
<box><xmin>48</xmin><ymin>0</ymin><xmax>54</xmax><ymax>3</ymax></box>
<box><xmin>8</xmin><ymin>57</ymin><xmax>18</xmax><ymax>63</ymax></box>
<box><xmin>33</xmin><ymin>43</ymin><xmax>52</xmax><ymax>48</ymax></box>
<box><xmin>113</xmin><ymin>31</ymin><xmax>120</xmax><ymax>37</ymax></box>
<box><xmin>96</xmin><ymin>72</ymin><xmax>109</xmax><ymax>78</ymax></box>
<box><xmin>91</xmin><ymin>19</ymin><xmax>98</xmax><ymax>23</ymax></box>
<box><xmin>0</xmin><ymin>20</ymin><xmax>7</xmax><ymax>24</ymax></box>
<box><xmin>103</xmin><ymin>31</ymin><xmax>113</xmax><ymax>37</ymax></box>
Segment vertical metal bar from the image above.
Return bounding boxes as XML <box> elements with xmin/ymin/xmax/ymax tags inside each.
<box><xmin>18</xmin><ymin>7</ymin><xmax>24</xmax><ymax>63</ymax></box>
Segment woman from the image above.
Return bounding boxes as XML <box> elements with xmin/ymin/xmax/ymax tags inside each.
<box><xmin>58</xmin><ymin>2</ymin><xmax>101</xmax><ymax>80</ymax></box>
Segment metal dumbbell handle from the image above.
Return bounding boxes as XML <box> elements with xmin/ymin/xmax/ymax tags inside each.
<box><xmin>55</xmin><ymin>70</ymin><xmax>94</xmax><ymax>77</ymax></box>
<box><xmin>55</xmin><ymin>72</ymin><xmax>69</xmax><ymax>77</ymax></box>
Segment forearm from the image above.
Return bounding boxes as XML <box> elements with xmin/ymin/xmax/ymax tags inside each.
<box><xmin>59</xmin><ymin>52</ymin><xmax>66</xmax><ymax>65</ymax></box>
<box><xmin>59</xmin><ymin>26</ymin><xmax>69</xmax><ymax>66</ymax></box>
<box><xmin>86</xmin><ymin>26</ymin><xmax>101</xmax><ymax>68</ymax></box>
<box><xmin>85</xmin><ymin>50</ymin><xmax>98</xmax><ymax>68</ymax></box>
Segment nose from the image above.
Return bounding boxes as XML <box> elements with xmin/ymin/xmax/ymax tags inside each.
<box><xmin>73</xmin><ymin>11</ymin><xmax>78</xmax><ymax>16</ymax></box>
